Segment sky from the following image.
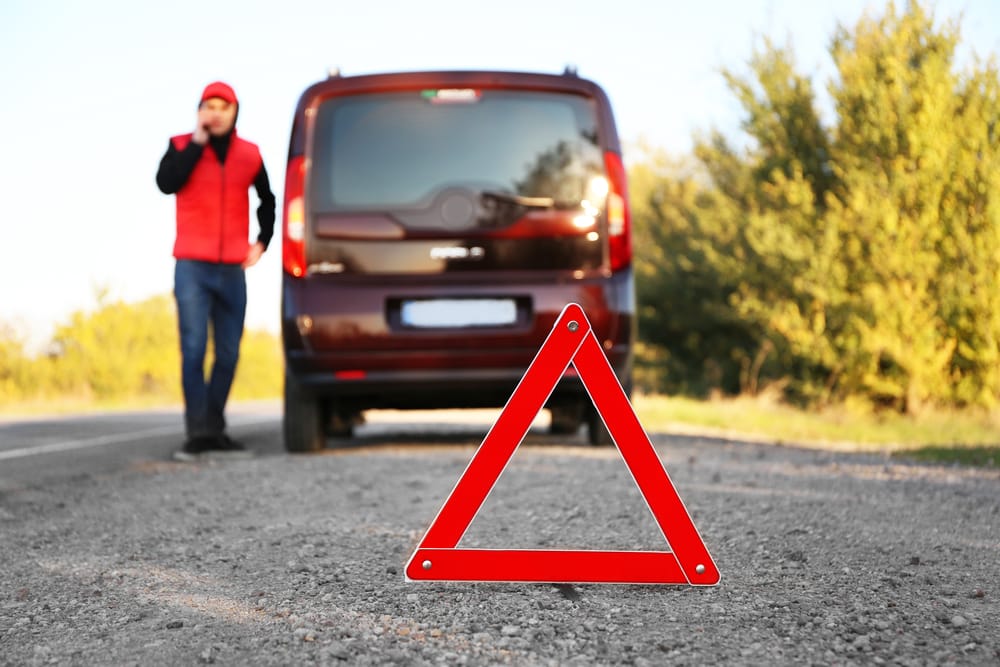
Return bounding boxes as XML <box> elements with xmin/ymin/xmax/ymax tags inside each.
<box><xmin>1</xmin><ymin>0</ymin><xmax>998</xmax><ymax>351</ymax></box>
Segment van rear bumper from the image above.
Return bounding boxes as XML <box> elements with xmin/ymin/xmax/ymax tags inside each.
<box><xmin>281</xmin><ymin>269</ymin><xmax>634</xmax><ymax>411</ymax></box>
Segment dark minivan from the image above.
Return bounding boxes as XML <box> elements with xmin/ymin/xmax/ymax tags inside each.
<box><xmin>281</xmin><ymin>69</ymin><xmax>634</xmax><ymax>451</ymax></box>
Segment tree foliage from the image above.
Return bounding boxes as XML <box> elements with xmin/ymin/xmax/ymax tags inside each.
<box><xmin>632</xmin><ymin>1</ymin><xmax>1000</xmax><ymax>413</ymax></box>
<box><xmin>0</xmin><ymin>293</ymin><xmax>282</xmax><ymax>405</ymax></box>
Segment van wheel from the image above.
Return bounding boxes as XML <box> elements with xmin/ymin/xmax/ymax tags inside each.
<box><xmin>284</xmin><ymin>372</ymin><xmax>326</xmax><ymax>453</ymax></box>
<box><xmin>549</xmin><ymin>401</ymin><xmax>584</xmax><ymax>435</ymax></box>
<box><xmin>586</xmin><ymin>405</ymin><xmax>614</xmax><ymax>446</ymax></box>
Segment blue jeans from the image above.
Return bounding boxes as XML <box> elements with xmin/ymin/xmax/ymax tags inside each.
<box><xmin>174</xmin><ymin>260</ymin><xmax>247</xmax><ymax>439</ymax></box>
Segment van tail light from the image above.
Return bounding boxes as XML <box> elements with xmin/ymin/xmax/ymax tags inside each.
<box><xmin>282</xmin><ymin>156</ymin><xmax>307</xmax><ymax>278</ymax></box>
<box><xmin>603</xmin><ymin>151</ymin><xmax>632</xmax><ymax>272</ymax></box>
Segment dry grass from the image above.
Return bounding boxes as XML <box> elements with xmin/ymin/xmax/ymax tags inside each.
<box><xmin>632</xmin><ymin>393</ymin><xmax>1000</xmax><ymax>467</ymax></box>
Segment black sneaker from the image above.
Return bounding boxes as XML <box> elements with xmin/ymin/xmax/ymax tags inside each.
<box><xmin>205</xmin><ymin>433</ymin><xmax>254</xmax><ymax>459</ymax></box>
<box><xmin>173</xmin><ymin>436</ymin><xmax>216</xmax><ymax>462</ymax></box>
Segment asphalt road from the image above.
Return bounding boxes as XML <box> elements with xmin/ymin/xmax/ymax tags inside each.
<box><xmin>0</xmin><ymin>404</ymin><xmax>556</xmax><ymax>490</ymax></box>
<box><xmin>0</xmin><ymin>404</ymin><xmax>285</xmax><ymax>490</ymax></box>
<box><xmin>2</xmin><ymin>404</ymin><xmax>998</xmax><ymax>665</ymax></box>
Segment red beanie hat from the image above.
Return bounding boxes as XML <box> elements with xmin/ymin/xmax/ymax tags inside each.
<box><xmin>200</xmin><ymin>81</ymin><xmax>238</xmax><ymax>105</ymax></box>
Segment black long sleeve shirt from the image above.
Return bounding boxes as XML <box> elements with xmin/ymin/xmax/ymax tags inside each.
<box><xmin>156</xmin><ymin>133</ymin><xmax>276</xmax><ymax>249</ymax></box>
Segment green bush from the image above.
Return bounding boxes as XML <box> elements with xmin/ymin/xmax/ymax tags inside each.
<box><xmin>631</xmin><ymin>1</ymin><xmax>1000</xmax><ymax>414</ymax></box>
<box><xmin>0</xmin><ymin>293</ymin><xmax>282</xmax><ymax>408</ymax></box>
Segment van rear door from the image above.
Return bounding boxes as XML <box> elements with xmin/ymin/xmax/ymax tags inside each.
<box><xmin>304</xmin><ymin>88</ymin><xmax>613</xmax><ymax>276</ymax></box>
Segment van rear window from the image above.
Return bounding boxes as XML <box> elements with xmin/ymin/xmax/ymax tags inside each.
<box><xmin>310</xmin><ymin>90</ymin><xmax>603</xmax><ymax>211</ymax></box>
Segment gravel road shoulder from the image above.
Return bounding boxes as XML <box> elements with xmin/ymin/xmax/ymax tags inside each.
<box><xmin>2</xmin><ymin>430</ymin><xmax>998</xmax><ymax>665</ymax></box>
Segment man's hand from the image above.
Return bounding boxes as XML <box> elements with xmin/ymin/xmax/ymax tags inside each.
<box><xmin>242</xmin><ymin>241</ymin><xmax>265</xmax><ymax>269</ymax></box>
<box><xmin>192</xmin><ymin>109</ymin><xmax>210</xmax><ymax>145</ymax></box>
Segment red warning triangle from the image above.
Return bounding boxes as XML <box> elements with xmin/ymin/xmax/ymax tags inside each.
<box><xmin>405</xmin><ymin>303</ymin><xmax>720</xmax><ymax>586</ymax></box>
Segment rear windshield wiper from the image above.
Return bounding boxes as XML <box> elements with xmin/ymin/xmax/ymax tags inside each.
<box><xmin>480</xmin><ymin>190</ymin><xmax>554</xmax><ymax>209</ymax></box>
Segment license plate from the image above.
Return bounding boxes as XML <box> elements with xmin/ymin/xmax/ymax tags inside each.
<box><xmin>401</xmin><ymin>299</ymin><xmax>517</xmax><ymax>328</ymax></box>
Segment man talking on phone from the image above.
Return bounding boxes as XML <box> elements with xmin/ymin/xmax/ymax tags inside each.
<box><xmin>156</xmin><ymin>81</ymin><xmax>276</xmax><ymax>461</ymax></box>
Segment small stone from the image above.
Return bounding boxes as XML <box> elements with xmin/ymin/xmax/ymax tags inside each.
<box><xmin>406</xmin><ymin>593</ymin><xmax>419</xmax><ymax>603</ymax></box>
<box><xmin>294</xmin><ymin>628</ymin><xmax>317</xmax><ymax>642</ymax></box>
<box><xmin>970</xmin><ymin>589</ymin><xmax>986</xmax><ymax>599</ymax></box>
<box><xmin>325</xmin><ymin>641</ymin><xmax>350</xmax><ymax>660</ymax></box>
<box><xmin>501</xmin><ymin>625</ymin><xmax>519</xmax><ymax>636</ymax></box>
<box><xmin>909</xmin><ymin>556</ymin><xmax>920</xmax><ymax>566</ymax></box>
<box><xmin>166</xmin><ymin>620</ymin><xmax>184</xmax><ymax>630</ymax></box>
<box><xmin>951</xmin><ymin>615</ymin><xmax>968</xmax><ymax>628</ymax></box>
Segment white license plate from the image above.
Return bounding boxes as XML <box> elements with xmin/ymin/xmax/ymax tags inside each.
<box><xmin>401</xmin><ymin>299</ymin><xmax>517</xmax><ymax>328</ymax></box>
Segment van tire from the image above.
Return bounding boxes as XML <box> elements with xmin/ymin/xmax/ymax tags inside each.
<box><xmin>283</xmin><ymin>372</ymin><xmax>326</xmax><ymax>453</ymax></box>
<box><xmin>549</xmin><ymin>401</ymin><xmax>585</xmax><ymax>435</ymax></box>
<box><xmin>586</xmin><ymin>404</ymin><xmax>614</xmax><ymax>446</ymax></box>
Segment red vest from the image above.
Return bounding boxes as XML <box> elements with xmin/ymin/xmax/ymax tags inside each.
<box><xmin>171</xmin><ymin>132</ymin><xmax>263</xmax><ymax>264</ymax></box>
